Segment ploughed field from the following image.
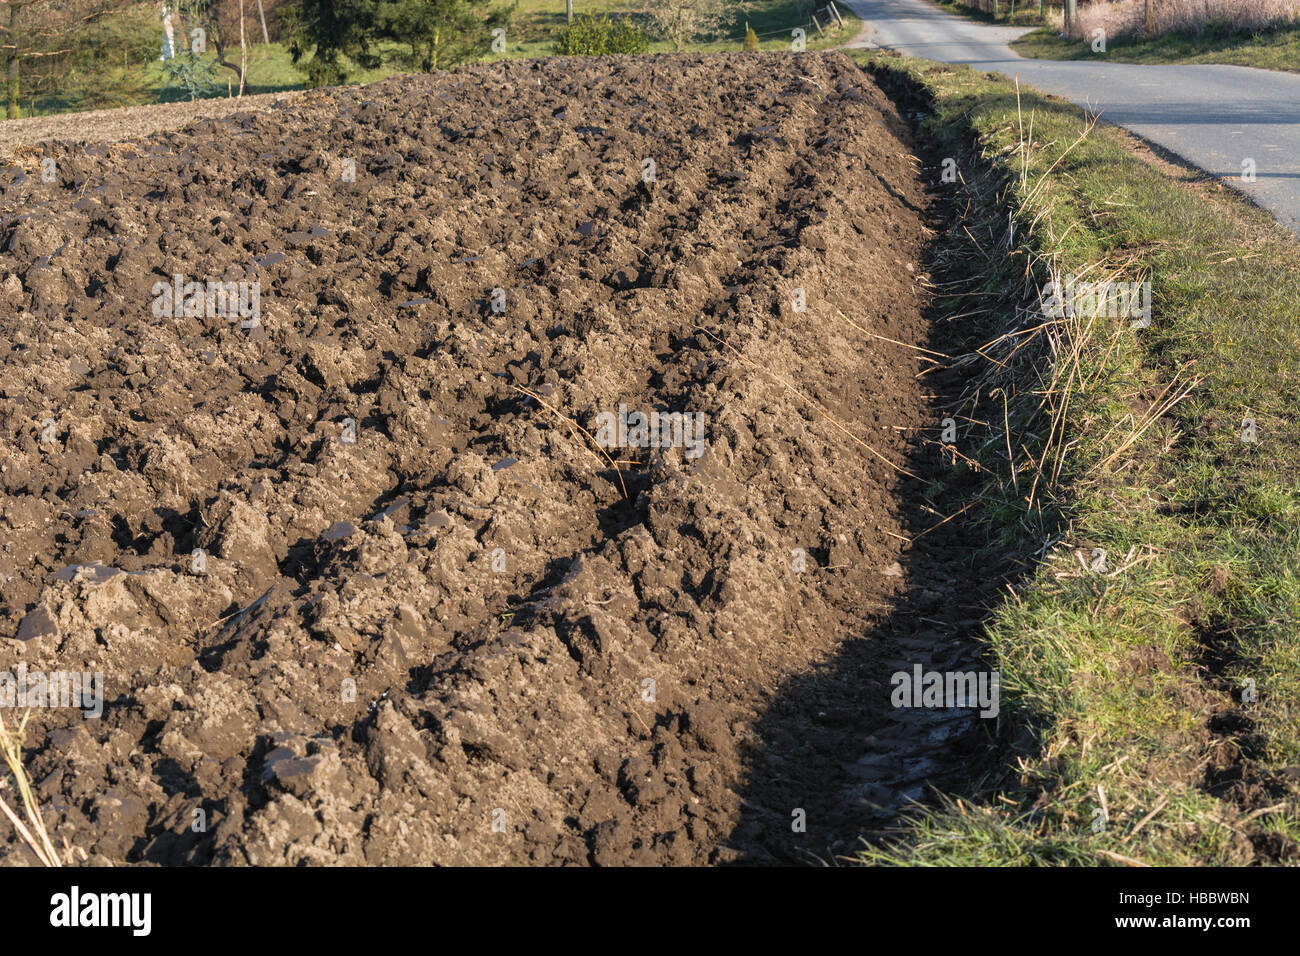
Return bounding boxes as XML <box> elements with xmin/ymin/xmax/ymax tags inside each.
<box><xmin>0</xmin><ymin>52</ymin><xmax>974</xmax><ymax>865</ymax></box>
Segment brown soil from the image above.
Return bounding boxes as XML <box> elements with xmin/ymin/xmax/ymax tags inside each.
<box><xmin>0</xmin><ymin>91</ymin><xmax>307</xmax><ymax>160</ymax></box>
<box><xmin>0</xmin><ymin>51</ymin><xmax>996</xmax><ymax>866</ymax></box>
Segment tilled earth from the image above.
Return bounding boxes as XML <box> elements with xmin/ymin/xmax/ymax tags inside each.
<box><xmin>0</xmin><ymin>52</ymin><xmax>993</xmax><ymax>865</ymax></box>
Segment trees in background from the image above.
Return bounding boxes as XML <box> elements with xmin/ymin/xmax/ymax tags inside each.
<box><xmin>162</xmin><ymin>1</ymin><xmax>220</xmax><ymax>98</ymax></box>
<box><xmin>196</xmin><ymin>0</ymin><xmax>252</xmax><ymax>94</ymax></box>
<box><xmin>169</xmin><ymin>0</ymin><xmax>291</xmax><ymax>96</ymax></box>
<box><xmin>383</xmin><ymin>0</ymin><xmax>512</xmax><ymax>72</ymax></box>
<box><xmin>0</xmin><ymin>0</ymin><xmax>299</xmax><ymax>114</ymax></box>
<box><xmin>282</xmin><ymin>0</ymin><xmax>381</xmax><ymax>87</ymax></box>
<box><xmin>286</xmin><ymin>0</ymin><xmax>511</xmax><ymax>87</ymax></box>
<box><xmin>0</xmin><ymin>0</ymin><xmax>154</xmax><ymax>118</ymax></box>
<box><xmin>0</xmin><ymin>0</ymin><xmax>522</xmax><ymax>116</ymax></box>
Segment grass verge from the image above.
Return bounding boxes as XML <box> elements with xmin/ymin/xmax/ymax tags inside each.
<box><xmin>1010</xmin><ymin>22</ymin><xmax>1300</xmax><ymax>73</ymax></box>
<box><xmin>849</xmin><ymin>49</ymin><xmax>1300</xmax><ymax>865</ymax></box>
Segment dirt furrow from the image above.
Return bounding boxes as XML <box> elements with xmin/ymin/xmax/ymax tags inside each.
<box><xmin>0</xmin><ymin>52</ymin><xmax>979</xmax><ymax>866</ymax></box>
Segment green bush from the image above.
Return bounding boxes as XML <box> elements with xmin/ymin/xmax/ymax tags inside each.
<box><xmin>554</xmin><ymin>14</ymin><xmax>649</xmax><ymax>56</ymax></box>
<box><xmin>161</xmin><ymin>53</ymin><xmax>221</xmax><ymax>101</ymax></box>
<box><xmin>744</xmin><ymin>26</ymin><xmax>760</xmax><ymax>50</ymax></box>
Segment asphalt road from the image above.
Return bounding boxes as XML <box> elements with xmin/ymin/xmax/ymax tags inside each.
<box><xmin>843</xmin><ymin>0</ymin><xmax>1300</xmax><ymax>236</ymax></box>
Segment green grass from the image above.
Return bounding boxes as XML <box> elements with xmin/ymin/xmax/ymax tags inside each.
<box><xmin>851</xmin><ymin>50</ymin><xmax>1300</xmax><ymax>865</ymax></box>
<box><xmin>1011</xmin><ymin>21</ymin><xmax>1300</xmax><ymax>73</ymax></box>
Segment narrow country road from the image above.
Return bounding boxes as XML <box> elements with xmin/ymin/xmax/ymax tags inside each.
<box><xmin>843</xmin><ymin>0</ymin><xmax>1300</xmax><ymax>236</ymax></box>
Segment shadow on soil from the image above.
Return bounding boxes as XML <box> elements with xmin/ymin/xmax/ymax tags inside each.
<box><xmin>724</xmin><ymin>62</ymin><xmax>1045</xmax><ymax>864</ymax></box>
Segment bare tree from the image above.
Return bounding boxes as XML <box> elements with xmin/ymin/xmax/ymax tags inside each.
<box><xmin>190</xmin><ymin>0</ymin><xmax>252</xmax><ymax>96</ymax></box>
<box><xmin>649</xmin><ymin>0</ymin><xmax>727</xmax><ymax>52</ymax></box>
